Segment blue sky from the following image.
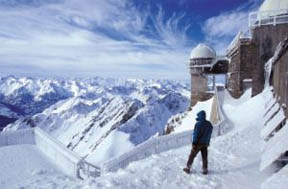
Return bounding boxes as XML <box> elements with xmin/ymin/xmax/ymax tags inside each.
<box><xmin>0</xmin><ymin>0</ymin><xmax>263</xmax><ymax>80</ymax></box>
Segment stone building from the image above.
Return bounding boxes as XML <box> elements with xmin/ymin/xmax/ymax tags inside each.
<box><xmin>188</xmin><ymin>44</ymin><xmax>228</xmax><ymax>107</ymax></box>
<box><xmin>249</xmin><ymin>0</ymin><xmax>288</xmax><ymax>96</ymax></box>
<box><xmin>246</xmin><ymin>0</ymin><xmax>288</xmax><ymax>181</ymax></box>
<box><xmin>227</xmin><ymin>31</ymin><xmax>255</xmax><ymax>98</ymax></box>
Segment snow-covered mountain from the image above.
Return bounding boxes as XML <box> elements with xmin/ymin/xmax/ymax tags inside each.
<box><xmin>2</xmin><ymin>76</ymin><xmax>190</xmax><ymax>163</ymax></box>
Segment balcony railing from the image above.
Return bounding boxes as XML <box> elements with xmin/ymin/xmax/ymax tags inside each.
<box><xmin>249</xmin><ymin>9</ymin><xmax>288</xmax><ymax>28</ymax></box>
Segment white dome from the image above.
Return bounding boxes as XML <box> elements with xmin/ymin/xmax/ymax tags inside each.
<box><xmin>259</xmin><ymin>0</ymin><xmax>288</xmax><ymax>16</ymax></box>
<box><xmin>190</xmin><ymin>44</ymin><xmax>216</xmax><ymax>60</ymax></box>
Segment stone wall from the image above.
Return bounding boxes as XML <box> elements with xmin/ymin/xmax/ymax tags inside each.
<box><xmin>190</xmin><ymin>74</ymin><xmax>211</xmax><ymax>106</ymax></box>
<box><xmin>227</xmin><ymin>48</ymin><xmax>242</xmax><ymax>98</ymax></box>
<box><xmin>252</xmin><ymin>24</ymin><xmax>288</xmax><ymax>96</ymax></box>
<box><xmin>272</xmin><ymin>42</ymin><xmax>288</xmax><ymax>118</ymax></box>
<box><xmin>227</xmin><ymin>40</ymin><xmax>255</xmax><ymax>98</ymax></box>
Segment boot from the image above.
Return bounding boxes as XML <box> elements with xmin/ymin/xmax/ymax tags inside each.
<box><xmin>183</xmin><ymin>167</ymin><xmax>191</xmax><ymax>174</ymax></box>
<box><xmin>202</xmin><ymin>169</ymin><xmax>208</xmax><ymax>175</ymax></box>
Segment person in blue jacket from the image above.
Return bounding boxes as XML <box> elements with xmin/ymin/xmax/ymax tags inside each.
<box><xmin>183</xmin><ymin>110</ymin><xmax>213</xmax><ymax>175</ymax></box>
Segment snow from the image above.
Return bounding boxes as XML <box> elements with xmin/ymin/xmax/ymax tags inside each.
<box><xmin>86</xmin><ymin>89</ymin><xmax>266</xmax><ymax>189</ymax></box>
<box><xmin>227</xmin><ymin>31</ymin><xmax>250</xmax><ymax>55</ymax></box>
<box><xmin>0</xmin><ymin>129</ymin><xmax>35</xmax><ymax>146</ymax></box>
<box><xmin>264</xmin><ymin>102</ymin><xmax>279</xmax><ymax>123</ymax></box>
<box><xmin>34</xmin><ymin>128</ymin><xmax>82</xmax><ymax>177</ymax></box>
<box><xmin>190</xmin><ymin>44</ymin><xmax>216</xmax><ymax>60</ymax></box>
<box><xmin>3</xmin><ymin>76</ymin><xmax>189</xmax><ymax>165</ymax></box>
<box><xmin>102</xmin><ymin>130</ymin><xmax>192</xmax><ymax>172</ymax></box>
<box><xmin>261</xmin><ymin>122</ymin><xmax>288</xmax><ymax>171</ymax></box>
<box><xmin>1</xmin><ymin>75</ymin><xmax>286</xmax><ymax>188</ymax></box>
<box><xmin>174</xmin><ymin>98</ymin><xmax>213</xmax><ymax>133</ymax></box>
<box><xmin>262</xmin><ymin>164</ymin><xmax>288</xmax><ymax>189</ymax></box>
<box><xmin>86</xmin><ymin>130</ymin><xmax>135</xmax><ymax>165</ymax></box>
<box><xmin>261</xmin><ymin>108</ymin><xmax>285</xmax><ymax>139</ymax></box>
<box><xmin>0</xmin><ymin>88</ymin><xmax>269</xmax><ymax>188</ymax></box>
<box><xmin>0</xmin><ymin>103</ymin><xmax>19</xmax><ymax>118</ymax></box>
<box><xmin>0</xmin><ymin>128</ymin><xmax>88</xmax><ymax>178</ymax></box>
<box><xmin>0</xmin><ymin>144</ymin><xmax>65</xmax><ymax>189</ymax></box>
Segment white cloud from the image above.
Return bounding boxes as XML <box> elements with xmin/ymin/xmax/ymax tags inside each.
<box><xmin>201</xmin><ymin>1</ymin><xmax>262</xmax><ymax>54</ymax></box>
<box><xmin>0</xmin><ymin>0</ymin><xmax>191</xmax><ymax>80</ymax></box>
<box><xmin>203</xmin><ymin>11</ymin><xmax>249</xmax><ymax>39</ymax></box>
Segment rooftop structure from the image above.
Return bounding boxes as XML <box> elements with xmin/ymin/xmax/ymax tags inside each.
<box><xmin>249</xmin><ymin>0</ymin><xmax>288</xmax><ymax>28</ymax></box>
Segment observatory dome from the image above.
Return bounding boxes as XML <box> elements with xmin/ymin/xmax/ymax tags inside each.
<box><xmin>258</xmin><ymin>0</ymin><xmax>288</xmax><ymax>17</ymax></box>
<box><xmin>190</xmin><ymin>44</ymin><xmax>216</xmax><ymax>60</ymax></box>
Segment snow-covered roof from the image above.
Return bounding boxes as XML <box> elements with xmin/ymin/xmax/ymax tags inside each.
<box><xmin>227</xmin><ymin>31</ymin><xmax>251</xmax><ymax>55</ymax></box>
<box><xmin>190</xmin><ymin>44</ymin><xmax>216</xmax><ymax>60</ymax></box>
<box><xmin>258</xmin><ymin>0</ymin><xmax>288</xmax><ymax>18</ymax></box>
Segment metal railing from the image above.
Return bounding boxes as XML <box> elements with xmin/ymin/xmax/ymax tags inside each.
<box><xmin>249</xmin><ymin>9</ymin><xmax>288</xmax><ymax>28</ymax></box>
<box><xmin>227</xmin><ymin>31</ymin><xmax>251</xmax><ymax>54</ymax></box>
<box><xmin>0</xmin><ymin>128</ymin><xmax>101</xmax><ymax>179</ymax></box>
<box><xmin>78</xmin><ymin>159</ymin><xmax>101</xmax><ymax>179</ymax></box>
<box><xmin>101</xmin><ymin>130</ymin><xmax>192</xmax><ymax>172</ymax></box>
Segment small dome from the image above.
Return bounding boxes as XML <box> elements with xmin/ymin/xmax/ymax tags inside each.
<box><xmin>259</xmin><ymin>0</ymin><xmax>288</xmax><ymax>17</ymax></box>
<box><xmin>190</xmin><ymin>44</ymin><xmax>216</xmax><ymax>60</ymax></box>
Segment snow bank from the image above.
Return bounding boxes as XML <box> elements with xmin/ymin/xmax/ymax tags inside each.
<box><xmin>261</xmin><ymin>107</ymin><xmax>285</xmax><ymax>139</ymax></box>
<box><xmin>0</xmin><ymin>144</ymin><xmax>62</xmax><ymax>189</ymax></box>
<box><xmin>264</xmin><ymin>102</ymin><xmax>279</xmax><ymax>123</ymax></box>
<box><xmin>262</xmin><ymin>164</ymin><xmax>288</xmax><ymax>189</ymax></box>
<box><xmin>261</xmin><ymin>122</ymin><xmax>288</xmax><ymax>171</ymax></box>
<box><xmin>0</xmin><ymin>128</ymin><xmax>100</xmax><ymax>178</ymax></box>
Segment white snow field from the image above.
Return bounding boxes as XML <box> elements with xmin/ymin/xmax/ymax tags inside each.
<box><xmin>0</xmin><ymin>88</ymin><xmax>276</xmax><ymax>188</ymax></box>
<box><xmin>0</xmin><ymin>145</ymin><xmax>70</xmax><ymax>189</ymax></box>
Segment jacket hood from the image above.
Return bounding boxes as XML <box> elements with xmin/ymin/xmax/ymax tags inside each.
<box><xmin>196</xmin><ymin>110</ymin><xmax>206</xmax><ymax>121</ymax></box>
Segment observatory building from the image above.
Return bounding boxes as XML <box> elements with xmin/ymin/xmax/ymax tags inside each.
<box><xmin>188</xmin><ymin>44</ymin><xmax>228</xmax><ymax>106</ymax></box>
<box><xmin>226</xmin><ymin>31</ymin><xmax>255</xmax><ymax>98</ymax></box>
<box><xmin>249</xmin><ymin>0</ymin><xmax>288</xmax><ymax>96</ymax></box>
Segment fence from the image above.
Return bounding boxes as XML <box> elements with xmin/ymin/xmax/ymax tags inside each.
<box><xmin>0</xmin><ymin>129</ymin><xmax>35</xmax><ymax>147</ymax></box>
<box><xmin>249</xmin><ymin>10</ymin><xmax>288</xmax><ymax>28</ymax></box>
<box><xmin>0</xmin><ymin>128</ymin><xmax>101</xmax><ymax>179</ymax></box>
<box><xmin>102</xmin><ymin>130</ymin><xmax>192</xmax><ymax>172</ymax></box>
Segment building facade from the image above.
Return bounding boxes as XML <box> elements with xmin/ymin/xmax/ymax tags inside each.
<box><xmin>227</xmin><ymin>32</ymin><xmax>255</xmax><ymax>98</ymax></box>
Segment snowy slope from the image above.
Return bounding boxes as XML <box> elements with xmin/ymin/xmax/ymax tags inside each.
<box><xmin>165</xmin><ymin>98</ymin><xmax>213</xmax><ymax>134</ymax></box>
<box><xmin>0</xmin><ymin>103</ymin><xmax>19</xmax><ymax>130</ymax></box>
<box><xmin>89</xmin><ymin>88</ymin><xmax>266</xmax><ymax>188</ymax></box>
<box><xmin>3</xmin><ymin>76</ymin><xmax>190</xmax><ymax>164</ymax></box>
<box><xmin>0</xmin><ymin>144</ymin><xmax>66</xmax><ymax>189</ymax></box>
<box><xmin>3</xmin><ymin>87</ymin><xmax>269</xmax><ymax>188</ymax></box>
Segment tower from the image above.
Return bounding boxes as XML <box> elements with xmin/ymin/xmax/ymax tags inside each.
<box><xmin>188</xmin><ymin>44</ymin><xmax>216</xmax><ymax>106</ymax></box>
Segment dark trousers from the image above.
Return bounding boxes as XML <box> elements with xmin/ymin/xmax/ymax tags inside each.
<box><xmin>186</xmin><ymin>144</ymin><xmax>208</xmax><ymax>171</ymax></box>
